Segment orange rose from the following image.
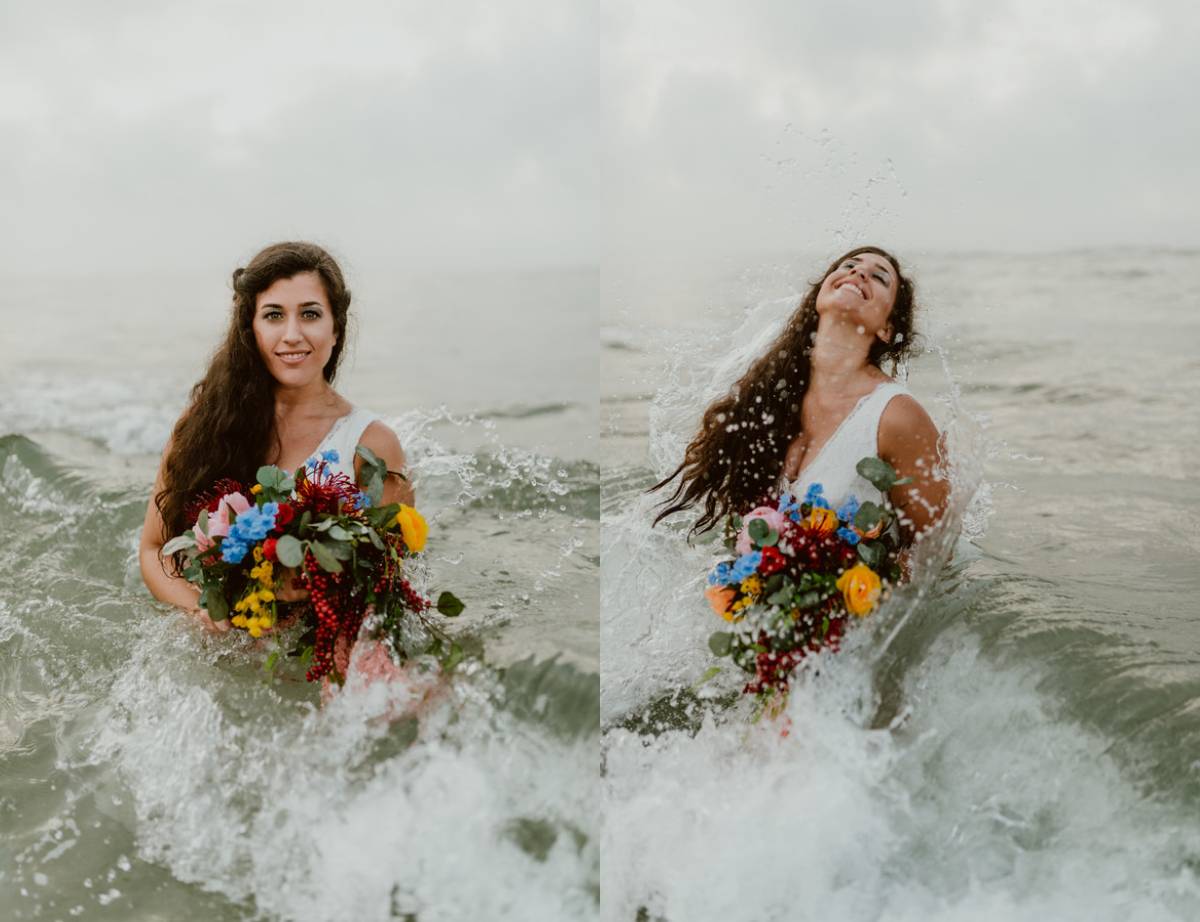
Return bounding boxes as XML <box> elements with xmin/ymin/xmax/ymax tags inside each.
<box><xmin>704</xmin><ymin>585</ymin><xmax>737</xmax><ymax>620</ymax></box>
<box><xmin>835</xmin><ymin>563</ymin><xmax>882</xmax><ymax>617</ymax></box>
<box><xmin>804</xmin><ymin>506</ymin><xmax>839</xmax><ymax>535</ymax></box>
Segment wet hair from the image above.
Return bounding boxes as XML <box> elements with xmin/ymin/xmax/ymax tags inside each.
<box><xmin>155</xmin><ymin>241</ymin><xmax>352</xmax><ymax>551</ymax></box>
<box><xmin>650</xmin><ymin>245</ymin><xmax>918</xmax><ymax>536</ymax></box>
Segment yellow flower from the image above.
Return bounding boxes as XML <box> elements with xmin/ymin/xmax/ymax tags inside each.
<box><xmin>231</xmin><ymin>614</ymin><xmax>249</xmax><ymax>628</ymax></box>
<box><xmin>739</xmin><ymin>574</ymin><xmax>763</xmax><ymax>601</ymax></box>
<box><xmin>835</xmin><ymin>563</ymin><xmax>882</xmax><ymax>617</ymax></box>
<box><xmin>250</xmin><ymin>560</ymin><xmax>274</xmax><ymax>585</ymax></box>
<box><xmin>393</xmin><ymin>504</ymin><xmax>429</xmax><ymax>553</ymax></box>
<box><xmin>248</xmin><ymin>620</ymin><xmax>263</xmax><ymax>638</ymax></box>
<box><xmin>257</xmin><ymin>589</ymin><xmax>275</xmax><ymax>603</ymax></box>
<box><xmin>804</xmin><ymin>506</ymin><xmax>839</xmax><ymax>535</ymax></box>
<box><xmin>251</xmin><ymin>484</ymin><xmax>263</xmax><ymax>495</ymax></box>
<box><xmin>252</xmin><ymin>546</ymin><xmax>264</xmax><ymax>562</ymax></box>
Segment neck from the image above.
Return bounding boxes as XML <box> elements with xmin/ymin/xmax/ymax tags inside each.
<box><xmin>273</xmin><ymin>377</ymin><xmax>336</xmax><ymax>419</ymax></box>
<box><xmin>808</xmin><ymin>313</ymin><xmax>877</xmax><ymax>392</ymax></box>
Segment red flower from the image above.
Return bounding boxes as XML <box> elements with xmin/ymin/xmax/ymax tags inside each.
<box><xmin>274</xmin><ymin>502</ymin><xmax>295</xmax><ymax>528</ymax></box>
<box><xmin>262</xmin><ymin>537</ymin><xmax>278</xmax><ymax>562</ymax></box>
<box><xmin>758</xmin><ymin>545</ymin><xmax>786</xmax><ymax>575</ymax></box>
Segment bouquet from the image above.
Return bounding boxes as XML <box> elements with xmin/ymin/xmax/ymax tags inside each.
<box><xmin>703</xmin><ymin>456</ymin><xmax>908</xmax><ymax>700</ymax></box>
<box><xmin>163</xmin><ymin>447</ymin><xmax>464</xmax><ymax>683</ymax></box>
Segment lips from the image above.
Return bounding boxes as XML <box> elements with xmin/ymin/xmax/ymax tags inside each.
<box><xmin>836</xmin><ymin>280</ymin><xmax>867</xmax><ymax>300</ymax></box>
<box><xmin>276</xmin><ymin>351</ymin><xmax>311</xmax><ymax>365</ymax></box>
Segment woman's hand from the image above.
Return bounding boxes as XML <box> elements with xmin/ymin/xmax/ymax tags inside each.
<box><xmin>274</xmin><ymin>565</ymin><xmax>310</xmax><ymax>603</ymax></box>
<box><xmin>187</xmin><ymin>605</ymin><xmax>231</xmax><ymax>634</ymax></box>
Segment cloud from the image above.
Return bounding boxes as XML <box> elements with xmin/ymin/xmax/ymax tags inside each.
<box><xmin>1</xmin><ymin>0</ymin><xmax>1196</xmax><ymax>275</ymax></box>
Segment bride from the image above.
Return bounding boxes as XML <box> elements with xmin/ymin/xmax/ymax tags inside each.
<box><xmin>652</xmin><ymin>246</ymin><xmax>949</xmax><ymax>560</ymax></box>
<box><xmin>138</xmin><ymin>241</ymin><xmax>413</xmax><ymax>653</ymax></box>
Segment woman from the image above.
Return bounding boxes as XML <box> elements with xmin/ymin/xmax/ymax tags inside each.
<box><xmin>651</xmin><ymin>246</ymin><xmax>949</xmax><ymax>557</ymax></box>
<box><xmin>139</xmin><ymin>241</ymin><xmax>413</xmax><ymax>636</ymax></box>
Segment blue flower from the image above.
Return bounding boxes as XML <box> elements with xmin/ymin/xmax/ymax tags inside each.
<box><xmin>836</xmin><ymin>526</ymin><xmax>861</xmax><ymax>546</ymax></box>
<box><xmin>731</xmin><ymin>552</ymin><xmax>762</xmax><ymax>582</ymax></box>
<box><xmin>804</xmin><ymin>482</ymin><xmax>831</xmax><ymax>510</ymax></box>
<box><xmin>350</xmin><ymin>491</ymin><xmax>372</xmax><ymax>510</ymax></box>
<box><xmin>321</xmin><ymin>449</ymin><xmax>340</xmax><ymax>463</ymax></box>
<box><xmin>221</xmin><ymin>537</ymin><xmax>249</xmax><ymax>564</ymax></box>
<box><xmin>227</xmin><ymin>503</ymin><xmax>278</xmax><ymax>545</ymax></box>
<box><xmin>708</xmin><ymin>561</ymin><xmax>735</xmax><ymax>586</ymax></box>
<box><xmin>777</xmin><ymin>492</ymin><xmax>801</xmax><ymax>521</ymax></box>
<box><xmin>837</xmin><ymin>496</ymin><xmax>860</xmax><ymax>523</ymax></box>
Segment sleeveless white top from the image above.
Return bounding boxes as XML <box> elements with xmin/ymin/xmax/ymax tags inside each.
<box><xmin>782</xmin><ymin>381</ymin><xmax>911</xmax><ymax>510</ymax></box>
<box><xmin>312</xmin><ymin>406</ymin><xmax>380</xmax><ymax>482</ymax></box>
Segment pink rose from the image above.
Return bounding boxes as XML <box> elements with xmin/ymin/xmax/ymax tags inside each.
<box><xmin>735</xmin><ymin>505</ymin><xmax>787</xmax><ymax>555</ymax></box>
<box><xmin>195</xmin><ymin>491</ymin><xmax>251</xmax><ymax>550</ymax></box>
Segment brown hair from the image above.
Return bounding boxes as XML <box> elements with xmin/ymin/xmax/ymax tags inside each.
<box><xmin>154</xmin><ymin>241</ymin><xmax>352</xmax><ymax>550</ymax></box>
<box><xmin>650</xmin><ymin>246</ymin><xmax>918</xmax><ymax>536</ymax></box>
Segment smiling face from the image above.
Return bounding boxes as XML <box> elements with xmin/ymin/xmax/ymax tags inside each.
<box><xmin>815</xmin><ymin>251</ymin><xmax>900</xmax><ymax>344</ymax></box>
<box><xmin>251</xmin><ymin>271</ymin><xmax>339</xmax><ymax>387</ymax></box>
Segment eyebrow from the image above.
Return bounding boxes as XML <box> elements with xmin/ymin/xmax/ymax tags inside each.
<box><xmin>846</xmin><ymin>257</ymin><xmax>892</xmax><ymax>284</ymax></box>
<box><xmin>259</xmin><ymin>301</ymin><xmax>325</xmax><ymax>310</ymax></box>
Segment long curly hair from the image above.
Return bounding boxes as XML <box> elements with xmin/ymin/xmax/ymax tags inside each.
<box><xmin>154</xmin><ymin>241</ymin><xmax>352</xmax><ymax>554</ymax></box>
<box><xmin>650</xmin><ymin>246</ymin><xmax>919</xmax><ymax>536</ymax></box>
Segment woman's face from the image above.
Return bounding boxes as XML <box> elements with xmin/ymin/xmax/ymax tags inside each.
<box><xmin>815</xmin><ymin>252</ymin><xmax>899</xmax><ymax>343</ymax></box>
<box><xmin>251</xmin><ymin>271</ymin><xmax>339</xmax><ymax>387</ymax></box>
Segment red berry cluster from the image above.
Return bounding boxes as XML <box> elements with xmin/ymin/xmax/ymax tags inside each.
<box><xmin>782</xmin><ymin>525</ymin><xmax>859</xmax><ymax>576</ymax></box>
<box><xmin>304</xmin><ymin>553</ymin><xmax>341</xmax><ymax>682</ymax></box>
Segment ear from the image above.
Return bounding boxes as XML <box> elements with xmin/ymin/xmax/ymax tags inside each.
<box><xmin>877</xmin><ymin>323</ymin><xmax>894</xmax><ymax>345</ymax></box>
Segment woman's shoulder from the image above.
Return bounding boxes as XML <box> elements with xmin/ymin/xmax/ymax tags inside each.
<box><xmin>356</xmin><ymin>418</ymin><xmax>407</xmax><ymax>465</ymax></box>
<box><xmin>877</xmin><ymin>385</ymin><xmax>939</xmax><ymax>452</ymax></box>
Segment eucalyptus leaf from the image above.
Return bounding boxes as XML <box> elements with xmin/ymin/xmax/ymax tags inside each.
<box><xmin>275</xmin><ymin>534</ymin><xmax>304</xmax><ymax>568</ymax></box>
<box><xmin>854</xmin><ymin>502</ymin><xmax>885</xmax><ymax>532</ymax></box>
<box><xmin>856</xmin><ymin>456</ymin><xmax>899</xmax><ymax>492</ymax></box>
<box><xmin>760</xmin><ymin>528</ymin><xmax>779</xmax><ymax>548</ymax></box>
<box><xmin>856</xmin><ymin>540</ymin><xmax>886</xmax><ymax>568</ymax></box>
<box><xmin>328</xmin><ymin>525</ymin><xmax>351</xmax><ymax>542</ymax></box>
<box><xmin>708</xmin><ymin>631</ymin><xmax>733</xmax><ymax>657</ymax></box>
<box><xmin>436</xmin><ymin>591</ymin><xmax>465</xmax><ymax>617</ymax></box>
<box><xmin>162</xmin><ymin>534</ymin><xmax>196</xmax><ymax>556</ymax></box>
<box><xmin>766</xmin><ymin>587</ymin><xmax>793</xmax><ymax>606</ymax></box>
<box><xmin>367</xmin><ymin>529</ymin><xmax>385</xmax><ymax>551</ymax></box>
<box><xmin>308</xmin><ymin>541</ymin><xmax>343</xmax><ymax>573</ymax></box>
<box><xmin>748</xmin><ymin>518</ymin><xmax>769</xmax><ymax>543</ymax></box>
<box><xmin>320</xmin><ymin>539</ymin><xmax>352</xmax><ymax>561</ymax></box>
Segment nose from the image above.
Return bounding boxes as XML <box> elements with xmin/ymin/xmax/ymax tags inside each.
<box><xmin>282</xmin><ymin>313</ymin><xmax>304</xmax><ymax>344</ymax></box>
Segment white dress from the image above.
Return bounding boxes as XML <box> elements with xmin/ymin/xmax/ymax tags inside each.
<box><xmin>782</xmin><ymin>380</ymin><xmax>911</xmax><ymax>510</ymax></box>
<box><xmin>311</xmin><ymin>406</ymin><xmax>381</xmax><ymax>482</ymax></box>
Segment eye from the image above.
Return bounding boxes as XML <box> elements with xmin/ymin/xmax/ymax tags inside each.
<box><xmin>264</xmin><ymin>310</ymin><xmax>283</xmax><ymax>321</ymax></box>
<box><xmin>303</xmin><ymin>309</ymin><xmax>322</xmax><ymax>319</ymax></box>
<box><xmin>873</xmin><ymin>274</ymin><xmax>887</xmax><ymax>285</ymax></box>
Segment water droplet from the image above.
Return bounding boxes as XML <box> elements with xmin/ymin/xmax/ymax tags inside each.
<box><xmin>856</xmin><ymin>325</ymin><xmax>865</xmax><ymax>335</ymax></box>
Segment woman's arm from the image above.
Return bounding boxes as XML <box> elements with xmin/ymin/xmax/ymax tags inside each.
<box><xmin>877</xmin><ymin>395</ymin><xmax>950</xmax><ymax>548</ymax></box>
<box><xmin>138</xmin><ymin>440</ymin><xmax>229</xmax><ymax>633</ymax></box>
<box><xmin>356</xmin><ymin>421</ymin><xmax>415</xmax><ymax>506</ymax></box>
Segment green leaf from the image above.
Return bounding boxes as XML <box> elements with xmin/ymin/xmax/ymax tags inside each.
<box><xmin>436</xmin><ymin>591</ymin><xmax>465</xmax><ymax>617</ymax></box>
<box><xmin>256</xmin><ymin>465</ymin><xmax>285</xmax><ymax>490</ymax></box>
<box><xmin>691</xmin><ymin>665</ymin><xmax>722</xmax><ymax>691</ymax></box>
<box><xmin>162</xmin><ymin>534</ymin><xmax>195</xmax><ymax>556</ymax></box>
<box><xmin>275</xmin><ymin>534</ymin><xmax>304</xmax><ymax>568</ymax></box>
<box><xmin>263</xmin><ymin>651</ymin><xmax>280</xmax><ymax>672</ymax></box>
<box><xmin>356</xmin><ymin>445</ymin><xmax>388</xmax><ymax>506</ymax></box>
<box><xmin>323</xmin><ymin>539</ymin><xmax>352</xmax><ymax>561</ymax></box>
<box><xmin>299</xmin><ymin>510</ymin><xmax>312</xmax><ymax>533</ymax></box>
<box><xmin>442</xmin><ymin>641</ymin><xmax>465</xmax><ymax>672</ymax></box>
<box><xmin>766</xmin><ymin>587</ymin><xmax>793</xmax><ymax>606</ymax></box>
<box><xmin>308</xmin><ymin>540</ymin><xmax>343</xmax><ymax>573</ymax></box>
<box><xmin>328</xmin><ymin>525</ymin><xmax>351</xmax><ymax>542</ymax></box>
<box><xmin>366</xmin><ymin>528</ymin><xmax>385</xmax><ymax>551</ymax></box>
<box><xmin>856</xmin><ymin>456</ymin><xmax>899</xmax><ymax>492</ymax></box>
<box><xmin>201</xmin><ymin>585</ymin><xmax>229</xmax><ymax>622</ymax></box>
<box><xmin>856</xmin><ymin>540</ymin><xmax>886</xmax><ymax>568</ymax></box>
<box><xmin>197</xmin><ymin>508</ymin><xmax>209</xmax><ymax>534</ymax></box>
<box><xmin>760</xmin><ymin>528</ymin><xmax>779</xmax><ymax>548</ymax></box>
<box><xmin>708</xmin><ymin>631</ymin><xmax>733</xmax><ymax>657</ymax></box>
<box><xmin>854</xmin><ymin>501</ymin><xmax>885</xmax><ymax>533</ymax></box>
<box><xmin>748</xmin><ymin>518</ymin><xmax>769</xmax><ymax>543</ymax></box>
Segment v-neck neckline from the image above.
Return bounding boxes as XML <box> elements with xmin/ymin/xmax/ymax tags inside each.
<box><xmin>787</xmin><ymin>381</ymin><xmax>889</xmax><ymax>485</ymax></box>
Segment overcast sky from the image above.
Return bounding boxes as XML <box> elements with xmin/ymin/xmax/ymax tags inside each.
<box><xmin>3</xmin><ymin>0</ymin><xmax>1197</xmax><ymax>276</ymax></box>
